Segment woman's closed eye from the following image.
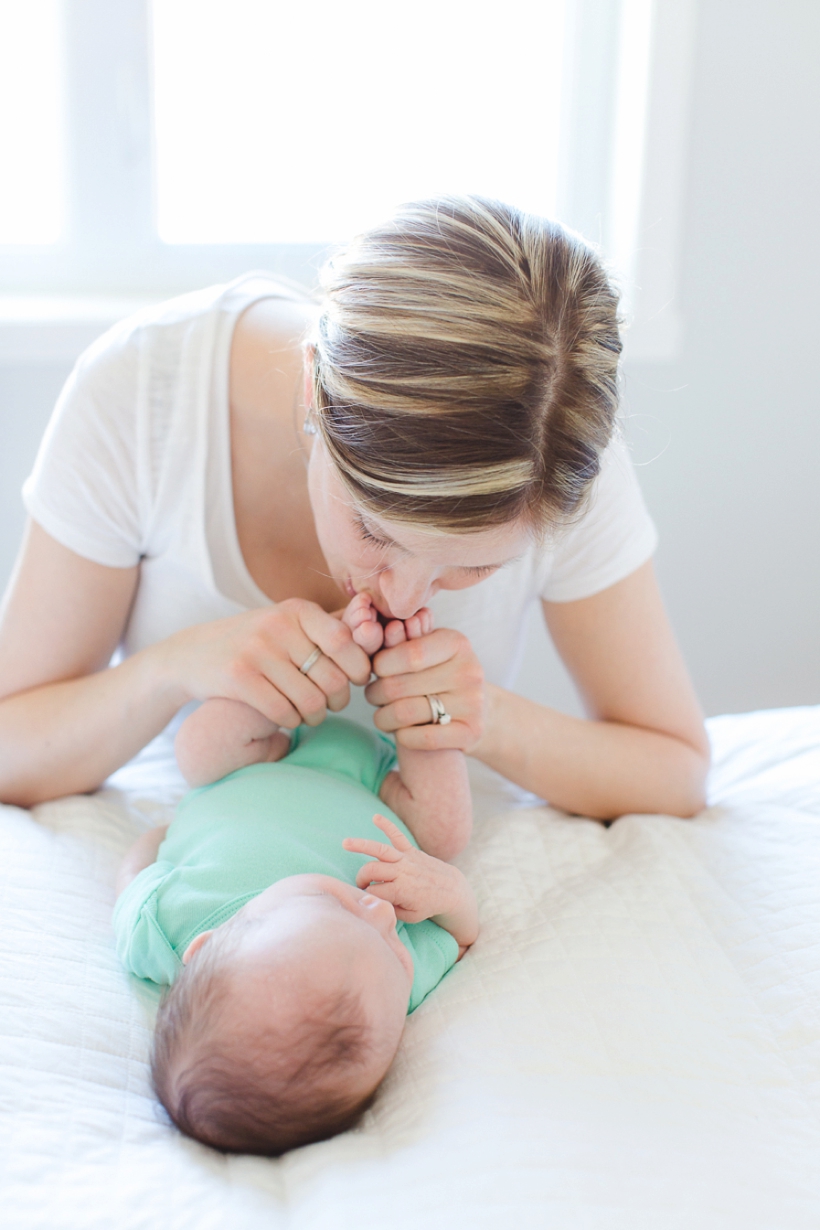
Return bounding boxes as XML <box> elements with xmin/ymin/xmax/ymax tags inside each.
<box><xmin>356</xmin><ymin>517</ymin><xmax>394</xmax><ymax>550</ymax></box>
<box><xmin>460</xmin><ymin>564</ymin><xmax>499</xmax><ymax>578</ymax></box>
<box><xmin>356</xmin><ymin>515</ymin><xmax>503</xmax><ymax>575</ymax></box>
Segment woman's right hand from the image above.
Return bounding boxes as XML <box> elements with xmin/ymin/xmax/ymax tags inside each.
<box><xmin>0</xmin><ymin>525</ymin><xmax>373</xmax><ymax>805</ymax></box>
<box><xmin>165</xmin><ymin>597</ymin><xmax>374</xmax><ymax>729</ymax></box>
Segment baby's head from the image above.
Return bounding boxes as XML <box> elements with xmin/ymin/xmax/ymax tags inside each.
<box><xmin>151</xmin><ymin>875</ymin><xmax>414</xmax><ymax>1155</ymax></box>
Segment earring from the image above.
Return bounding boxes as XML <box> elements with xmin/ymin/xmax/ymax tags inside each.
<box><xmin>303</xmin><ymin>408</ymin><xmax>318</xmax><ymax>436</ymax></box>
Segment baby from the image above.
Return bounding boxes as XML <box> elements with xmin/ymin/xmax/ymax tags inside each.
<box><xmin>114</xmin><ymin>595</ymin><xmax>477</xmax><ymax>1156</ymax></box>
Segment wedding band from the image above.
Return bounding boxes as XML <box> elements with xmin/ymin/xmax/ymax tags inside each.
<box><xmin>426</xmin><ymin>694</ymin><xmax>452</xmax><ymax>726</ymax></box>
<box><xmin>299</xmin><ymin>646</ymin><xmax>322</xmax><ymax>675</ymax></box>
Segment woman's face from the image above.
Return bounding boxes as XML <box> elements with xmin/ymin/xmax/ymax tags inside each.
<box><xmin>307</xmin><ymin>437</ymin><xmax>532</xmax><ymax>621</ymax></box>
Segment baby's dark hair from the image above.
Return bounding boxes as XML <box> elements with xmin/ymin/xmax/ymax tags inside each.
<box><xmin>151</xmin><ymin>926</ymin><xmax>384</xmax><ymax>1156</ymax></box>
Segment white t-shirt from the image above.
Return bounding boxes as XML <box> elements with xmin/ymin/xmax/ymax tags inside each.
<box><xmin>23</xmin><ymin>273</ymin><xmax>658</xmax><ymax>695</ymax></box>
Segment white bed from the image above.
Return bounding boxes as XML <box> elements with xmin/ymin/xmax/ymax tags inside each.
<box><xmin>2</xmin><ymin>705</ymin><xmax>819</xmax><ymax>1229</ymax></box>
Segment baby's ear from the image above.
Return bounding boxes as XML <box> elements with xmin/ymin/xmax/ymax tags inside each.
<box><xmin>182</xmin><ymin>930</ymin><xmax>214</xmax><ymax>965</ymax></box>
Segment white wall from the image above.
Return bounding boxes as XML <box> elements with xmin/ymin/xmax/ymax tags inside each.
<box><xmin>514</xmin><ymin>0</ymin><xmax>820</xmax><ymax>718</ymax></box>
<box><xmin>2</xmin><ymin>0</ymin><xmax>819</xmax><ymax>719</ymax></box>
<box><xmin>0</xmin><ymin>363</ymin><xmax>68</xmax><ymax>584</ymax></box>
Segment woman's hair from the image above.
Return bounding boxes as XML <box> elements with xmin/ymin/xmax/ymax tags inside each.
<box><xmin>311</xmin><ymin>195</ymin><xmax>622</xmax><ymax>534</ymax></box>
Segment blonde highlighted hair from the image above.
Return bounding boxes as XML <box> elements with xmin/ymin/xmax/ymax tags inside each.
<box><xmin>311</xmin><ymin>196</ymin><xmax>622</xmax><ymax>533</ymax></box>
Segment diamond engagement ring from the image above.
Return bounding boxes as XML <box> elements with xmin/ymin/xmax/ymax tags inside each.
<box><xmin>299</xmin><ymin>646</ymin><xmax>323</xmax><ymax>675</ymax></box>
<box><xmin>426</xmin><ymin>694</ymin><xmax>452</xmax><ymax>725</ymax></box>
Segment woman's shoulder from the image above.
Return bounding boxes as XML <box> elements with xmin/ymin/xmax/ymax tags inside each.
<box><xmin>536</xmin><ymin>430</ymin><xmax>659</xmax><ymax>603</ymax></box>
<box><xmin>230</xmin><ymin>292</ymin><xmax>319</xmax><ymax>417</ymax></box>
<box><xmin>78</xmin><ymin>273</ymin><xmax>313</xmax><ymax>377</ymax></box>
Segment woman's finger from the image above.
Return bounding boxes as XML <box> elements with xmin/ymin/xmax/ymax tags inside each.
<box><xmin>300</xmin><ymin>654</ymin><xmax>351</xmax><ymax>713</ymax></box>
<box><xmin>253</xmin><ymin>653</ymin><xmax>332</xmax><ymax>727</ymax></box>
<box><xmin>365</xmin><ymin>659</ymin><xmax>479</xmax><ymax>707</ymax></box>
<box><xmin>371</xmin><ymin>693</ymin><xmax>457</xmax><ymax>731</ymax></box>
<box><xmin>225</xmin><ymin>669</ymin><xmax>304</xmax><ymax>729</ymax></box>
<box><xmin>295</xmin><ymin>601</ymin><xmax>373</xmax><ymax>686</ymax></box>
<box><xmin>371</xmin><ymin>627</ymin><xmax>463</xmax><ymax>679</ymax></box>
<box><xmin>395</xmin><ymin>719</ymin><xmax>475</xmax><ymax>753</ymax></box>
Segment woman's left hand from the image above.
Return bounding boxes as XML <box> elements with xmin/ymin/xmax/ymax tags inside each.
<box><xmin>364</xmin><ymin>627</ymin><xmax>485</xmax><ymax>752</ymax></box>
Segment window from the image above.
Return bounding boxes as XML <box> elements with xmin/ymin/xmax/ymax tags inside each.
<box><xmin>1</xmin><ymin>0</ymin><xmax>682</xmax><ymax>356</ymax></box>
<box><xmin>153</xmin><ymin>0</ymin><xmax>566</xmax><ymax>245</ymax></box>
<box><xmin>0</xmin><ymin>1</ymin><xmax>65</xmax><ymax>244</ymax></box>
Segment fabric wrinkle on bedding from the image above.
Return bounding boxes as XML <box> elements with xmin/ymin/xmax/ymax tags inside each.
<box><xmin>1</xmin><ymin>706</ymin><xmax>820</xmax><ymax>1228</ymax></box>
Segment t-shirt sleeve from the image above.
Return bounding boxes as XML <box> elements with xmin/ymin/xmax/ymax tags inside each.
<box><xmin>536</xmin><ymin>432</ymin><xmax>659</xmax><ymax>603</ymax></box>
<box><xmin>362</xmin><ymin>730</ymin><xmax>399</xmax><ymax>794</ymax></box>
<box><xmin>112</xmin><ymin>860</ymin><xmax>183</xmax><ymax>985</ymax></box>
<box><xmin>398</xmin><ymin>919</ymin><xmax>460</xmax><ymax>1013</ymax></box>
<box><xmin>22</xmin><ymin>322</ymin><xmax>144</xmax><ymax>568</ymax></box>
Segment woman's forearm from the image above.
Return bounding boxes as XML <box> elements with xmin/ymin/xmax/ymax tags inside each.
<box><xmin>473</xmin><ymin>685</ymin><xmax>709</xmax><ymax>821</ymax></box>
<box><xmin>0</xmin><ymin>644</ymin><xmax>186</xmax><ymax>807</ymax></box>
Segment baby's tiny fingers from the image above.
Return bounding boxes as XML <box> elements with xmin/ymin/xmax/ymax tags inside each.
<box><xmin>343</xmin><ymin>836</ymin><xmax>402</xmax><ymax>860</ymax></box>
<box><xmin>355</xmin><ymin>860</ymin><xmax>400</xmax><ymax>889</ymax></box>
<box><xmin>372</xmin><ymin>813</ymin><xmax>414</xmax><ymax>851</ymax></box>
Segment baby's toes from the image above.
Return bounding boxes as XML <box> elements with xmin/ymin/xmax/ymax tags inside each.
<box><xmin>405</xmin><ymin>607</ymin><xmax>433</xmax><ymax>639</ymax></box>
<box><xmin>342</xmin><ymin>591</ymin><xmax>372</xmax><ymax>630</ymax></box>
<box><xmin>352</xmin><ymin>620</ymin><xmax>384</xmax><ymax>654</ymax></box>
<box><xmin>383</xmin><ymin>619</ymin><xmax>407</xmax><ymax>648</ymax></box>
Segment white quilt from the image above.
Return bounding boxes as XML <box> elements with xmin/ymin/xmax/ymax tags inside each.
<box><xmin>2</xmin><ymin>706</ymin><xmax>820</xmax><ymax>1230</ymax></box>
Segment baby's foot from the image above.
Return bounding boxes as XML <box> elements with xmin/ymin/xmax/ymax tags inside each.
<box><xmin>342</xmin><ymin>591</ymin><xmax>384</xmax><ymax>655</ymax></box>
<box><xmin>383</xmin><ymin>607</ymin><xmax>434</xmax><ymax>648</ymax></box>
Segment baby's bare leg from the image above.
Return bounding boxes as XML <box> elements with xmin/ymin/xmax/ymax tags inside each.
<box><xmin>175</xmin><ymin>698</ymin><xmax>290</xmax><ymax>788</ymax></box>
<box><xmin>377</xmin><ymin>611</ymin><xmax>472</xmax><ymax>861</ymax></box>
<box><xmin>116</xmin><ymin>824</ymin><xmax>169</xmax><ymax>897</ymax></box>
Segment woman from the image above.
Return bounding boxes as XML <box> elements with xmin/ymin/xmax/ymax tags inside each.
<box><xmin>0</xmin><ymin>197</ymin><xmax>709</xmax><ymax>816</ymax></box>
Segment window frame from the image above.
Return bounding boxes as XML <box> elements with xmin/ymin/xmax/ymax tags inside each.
<box><xmin>0</xmin><ymin>0</ymin><xmax>695</xmax><ymax>360</ymax></box>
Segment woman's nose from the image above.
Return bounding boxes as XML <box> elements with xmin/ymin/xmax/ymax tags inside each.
<box><xmin>379</xmin><ymin>566</ymin><xmax>433</xmax><ymax>620</ymax></box>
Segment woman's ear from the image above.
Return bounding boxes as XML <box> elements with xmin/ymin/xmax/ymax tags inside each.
<box><xmin>182</xmin><ymin>930</ymin><xmax>214</xmax><ymax>965</ymax></box>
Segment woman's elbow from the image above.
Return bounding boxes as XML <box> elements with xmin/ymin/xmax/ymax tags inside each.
<box><xmin>666</xmin><ymin>741</ymin><xmax>710</xmax><ymax>818</ymax></box>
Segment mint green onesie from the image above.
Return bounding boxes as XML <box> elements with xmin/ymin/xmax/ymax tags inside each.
<box><xmin>113</xmin><ymin>716</ymin><xmax>458</xmax><ymax>1013</ymax></box>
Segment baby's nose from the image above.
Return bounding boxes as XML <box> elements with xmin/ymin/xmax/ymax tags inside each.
<box><xmin>361</xmin><ymin>893</ymin><xmax>397</xmax><ymax>927</ymax></box>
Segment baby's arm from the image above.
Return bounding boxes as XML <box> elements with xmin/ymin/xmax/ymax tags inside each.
<box><xmin>116</xmin><ymin>824</ymin><xmax>168</xmax><ymax>898</ymax></box>
<box><xmin>376</xmin><ymin>616</ymin><xmax>473</xmax><ymax>861</ymax></box>
<box><xmin>343</xmin><ymin>814</ymin><xmax>478</xmax><ymax>957</ymax></box>
<box><xmin>175</xmin><ymin>698</ymin><xmax>290</xmax><ymax>788</ymax></box>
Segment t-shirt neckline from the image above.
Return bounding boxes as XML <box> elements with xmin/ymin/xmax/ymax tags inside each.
<box><xmin>210</xmin><ymin>272</ymin><xmax>313</xmax><ymax>611</ymax></box>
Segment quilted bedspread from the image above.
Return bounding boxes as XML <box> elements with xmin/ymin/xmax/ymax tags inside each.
<box><xmin>2</xmin><ymin>706</ymin><xmax>820</xmax><ymax>1229</ymax></box>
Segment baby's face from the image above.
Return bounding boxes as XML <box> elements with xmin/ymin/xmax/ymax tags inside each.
<box><xmin>183</xmin><ymin>874</ymin><xmax>414</xmax><ymax>1071</ymax></box>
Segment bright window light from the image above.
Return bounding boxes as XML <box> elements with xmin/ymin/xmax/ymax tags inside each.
<box><xmin>0</xmin><ymin>0</ymin><xmax>65</xmax><ymax>245</ymax></box>
<box><xmin>152</xmin><ymin>0</ymin><xmax>566</xmax><ymax>244</ymax></box>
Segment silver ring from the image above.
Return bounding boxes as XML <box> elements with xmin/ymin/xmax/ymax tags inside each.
<box><xmin>426</xmin><ymin>694</ymin><xmax>452</xmax><ymax>726</ymax></box>
<box><xmin>299</xmin><ymin>646</ymin><xmax>322</xmax><ymax>675</ymax></box>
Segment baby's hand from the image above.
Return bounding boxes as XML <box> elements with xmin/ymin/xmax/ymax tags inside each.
<box><xmin>341</xmin><ymin>592</ymin><xmax>384</xmax><ymax>656</ymax></box>
<box><xmin>342</xmin><ymin>813</ymin><xmax>464</xmax><ymax>925</ymax></box>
